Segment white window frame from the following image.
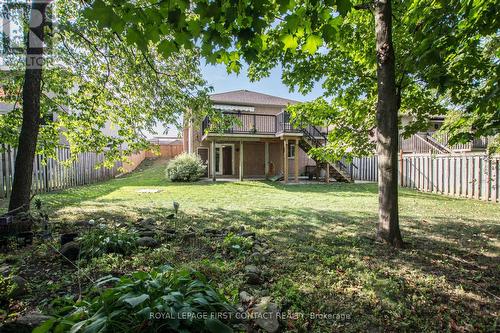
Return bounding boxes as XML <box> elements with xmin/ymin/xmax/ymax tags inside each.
<box><xmin>213</xmin><ymin>104</ymin><xmax>255</xmax><ymax>112</ymax></box>
<box><xmin>215</xmin><ymin>143</ymin><xmax>235</xmax><ymax>175</ymax></box>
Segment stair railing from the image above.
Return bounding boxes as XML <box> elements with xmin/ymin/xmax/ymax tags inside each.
<box><xmin>300</xmin><ymin>125</ymin><xmax>353</xmax><ymax>181</ymax></box>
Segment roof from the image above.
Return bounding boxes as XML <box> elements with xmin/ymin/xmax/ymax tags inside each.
<box><xmin>209</xmin><ymin>89</ymin><xmax>299</xmax><ymax>107</ymax></box>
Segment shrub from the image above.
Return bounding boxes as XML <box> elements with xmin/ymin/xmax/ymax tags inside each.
<box><xmin>79</xmin><ymin>227</ymin><xmax>139</xmax><ymax>259</ymax></box>
<box><xmin>165</xmin><ymin>153</ymin><xmax>206</xmax><ymax>182</ymax></box>
<box><xmin>37</xmin><ymin>266</ymin><xmax>236</xmax><ymax>333</ymax></box>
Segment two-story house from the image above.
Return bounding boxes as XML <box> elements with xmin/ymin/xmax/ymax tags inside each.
<box><xmin>183</xmin><ymin>90</ymin><xmax>352</xmax><ymax>183</ymax></box>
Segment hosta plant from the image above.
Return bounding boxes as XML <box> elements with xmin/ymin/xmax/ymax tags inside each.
<box><xmin>35</xmin><ymin>266</ymin><xmax>236</xmax><ymax>333</ymax></box>
<box><xmin>79</xmin><ymin>226</ymin><xmax>139</xmax><ymax>259</ymax></box>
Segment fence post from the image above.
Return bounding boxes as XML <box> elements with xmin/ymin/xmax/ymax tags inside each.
<box><xmin>399</xmin><ymin>149</ymin><xmax>403</xmax><ymax>186</ymax></box>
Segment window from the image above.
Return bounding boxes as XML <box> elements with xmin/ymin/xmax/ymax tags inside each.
<box><xmin>288</xmin><ymin>142</ymin><xmax>295</xmax><ymax>159</ymax></box>
<box><xmin>213</xmin><ymin>104</ymin><xmax>255</xmax><ymax>112</ymax></box>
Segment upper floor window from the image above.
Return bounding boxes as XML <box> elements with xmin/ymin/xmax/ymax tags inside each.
<box><xmin>213</xmin><ymin>104</ymin><xmax>255</xmax><ymax>112</ymax></box>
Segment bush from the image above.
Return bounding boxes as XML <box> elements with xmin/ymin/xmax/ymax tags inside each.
<box><xmin>79</xmin><ymin>227</ymin><xmax>139</xmax><ymax>259</ymax></box>
<box><xmin>165</xmin><ymin>153</ymin><xmax>207</xmax><ymax>182</ymax></box>
<box><xmin>37</xmin><ymin>266</ymin><xmax>236</xmax><ymax>333</ymax></box>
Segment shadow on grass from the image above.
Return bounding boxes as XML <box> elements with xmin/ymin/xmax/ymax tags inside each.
<box><xmin>7</xmin><ymin>183</ymin><xmax>496</xmax><ymax>333</ymax></box>
<box><xmin>185</xmin><ymin>207</ymin><xmax>497</xmax><ymax>331</ymax></box>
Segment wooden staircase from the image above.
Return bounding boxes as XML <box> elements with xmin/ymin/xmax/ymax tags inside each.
<box><xmin>299</xmin><ymin>125</ymin><xmax>353</xmax><ymax>183</ymax></box>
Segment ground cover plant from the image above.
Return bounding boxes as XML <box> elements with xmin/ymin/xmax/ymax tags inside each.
<box><xmin>0</xmin><ymin>159</ymin><xmax>499</xmax><ymax>332</ymax></box>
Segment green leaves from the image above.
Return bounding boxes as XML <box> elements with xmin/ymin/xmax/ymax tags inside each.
<box><xmin>336</xmin><ymin>0</ymin><xmax>352</xmax><ymax>17</ymax></box>
<box><xmin>205</xmin><ymin>318</ymin><xmax>233</xmax><ymax>333</ymax></box>
<box><xmin>158</xmin><ymin>39</ymin><xmax>177</xmax><ymax>58</ymax></box>
<box><xmin>122</xmin><ymin>294</ymin><xmax>150</xmax><ymax>308</ymax></box>
<box><xmin>302</xmin><ymin>34</ymin><xmax>323</xmax><ymax>54</ymax></box>
<box><xmin>281</xmin><ymin>34</ymin><xmax>298</xmax><ymax>50</ymax></box>
<box><xmin>41</xmin><ymin>266</ymin><xmax>237</xmax><ymax>332</ymax></box>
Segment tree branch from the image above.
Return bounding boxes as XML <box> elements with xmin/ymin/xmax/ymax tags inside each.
<box><xmin>354</xmin><ymin>2</ymin><xmax>374</xmax><ymax>11</ymax></box>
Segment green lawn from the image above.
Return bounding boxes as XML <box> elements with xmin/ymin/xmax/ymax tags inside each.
<box><xmin>1</xmin><ymin>159</ymin><xmax>499</xmax><ymax>332</ymax></box>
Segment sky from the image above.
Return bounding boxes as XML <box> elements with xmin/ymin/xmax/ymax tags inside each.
<box><xmin>202</xmin><ymin>63</ymin><xmax>325</xmax><ymax>102</ymax></box>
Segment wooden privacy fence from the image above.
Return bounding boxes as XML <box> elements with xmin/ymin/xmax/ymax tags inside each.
<box><xmin>0</xmin><ymin>145</ymin><xmax>121</xmax><ymax>199</ymax></box>
<box><xmin>349</xmin><ymin>153</ymin><xmax>499</xmax><ymax>202</ymax></box>
<box><xmin>145</xmin><ymin>141</ymin><xmax>183</xmax><ymax>159</ymax></box>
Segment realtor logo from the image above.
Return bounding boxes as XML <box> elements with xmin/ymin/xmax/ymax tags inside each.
<box><xmin>1</xmin><ymin>0</ymin><xmax>55</xmax><ymax>64</ymax></box>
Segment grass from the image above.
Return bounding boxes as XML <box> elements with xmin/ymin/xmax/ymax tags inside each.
<box><xmin>1</xmin><ymin>158</ymin><xmax>499</xmax><ymax>332</ymax></box>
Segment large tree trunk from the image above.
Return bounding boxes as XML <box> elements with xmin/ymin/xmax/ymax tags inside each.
<box><xmin>374</xmin><ymin>0</ymin><xmax>403</xmax><ymax>248</ymax></box>
<box><xmin>8</xmin><ymin>2</ymin><xmax>49</xmax><ymax>213</ymax></box>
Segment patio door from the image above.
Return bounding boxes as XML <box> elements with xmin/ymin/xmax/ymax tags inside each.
<box><xmin>215</xmin><ymin>144</ymin><xmax>234</xmax><ymax>175</ymax></box>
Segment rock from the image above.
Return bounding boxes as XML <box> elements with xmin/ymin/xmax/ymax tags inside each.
<box><xmin>4</xmin><ymin>257</ymin><xmax>17</xmax><ymax>264</ymax></box>
<box><xmin>0</xmin><ymin>312</ymin><xmax>52</xmax><ymax>333</ymax></box>
<box><xmin>245</xmin><ymin>265</ymin><xmax>261</xmax><ymax>275</ymax></box>
<box><xmin>245</xmin><ymin>272</ymin><xmax>262</xmax><ymax>285</ymax></box>
<box><xmin>228</xmin><ymin>226</ymin><xmax>239</xmax><ymax>233</ymax></box>
<box><xmin>263</xmin><ymin>249</ymin><xmax>275</xmax><ymax>256</ymax></box>
<box><xmin>252</xmin><ymin>297</ymin><xmax>280</xmax><ymax>333</ymax></box>
<box><xmin>75</xmin><ymin>221</ymin><xmax>91</xmax><ymax>228</ymax></box>
<box><xmin>239</xmin><ymin>291</ymin><xmax>254</xmax><ymax>304</ymax></box>
<box><xmin>165</xmin><ymin>233</ymin><xmax>176</xmax><ymax>241</ymax></box>
<box><xmin>138</xmin><ymin>218</ymin><xmax>156</xmax><ymax>229</ymax></box>
<box><xmin>245</xmin><ymin>265</ymin><xmax>262</xmax><ymax>285</ymax></box>
<box><xmin>249</xmin><ymin>252</ymin><xmax>265</xmax><ymax>264</ymax></box>
<box><xmin>254</xmin><ymin>244</ymin><xmax>265</xmax><ymax>253</ymax></box>
<box><xmin>182</xmin><ymin>232</ymin><xmax>196</xmax><ymax>241</ymax></box>
<box><xmin>60</xmin><ymin>232</ymin><xmax>79</xmax><ymax>246</ymax></box>
<box><xmin>137</xmin><ymin>237</ymin><xmax>158</xmax><ymax>248</ymax></box>
<box><xmin>0</xmin><ymin>265</ymin><xmax>11</xmax><ymax>277</ymax></box>
<box><xmin>60</xmin><ymin>241</ymin><xmax>80</xmax><ymax>262</ymax></box>
<box><xmin>18</xmin><ymin>231</ymin><xmax>34</xmax><ymax>245</ymax></box>
<box><xmin>240</xmin><ymin>231</ymin><xmax>256</xmax><ymax>238</ymax></box>
<box><xmin>204</xmin><ymin>228</ymin><xmax>218</xmax><ymax>235</ymax></box>
<box><xmin>139</xmin><ymin>230</ymin><xmax>156</xmax><ymax>237</ymax></box>
<box><xmin>9</xmin><ymin>275</ymin><xmax>28</xmax><ymax>297</ymax></box>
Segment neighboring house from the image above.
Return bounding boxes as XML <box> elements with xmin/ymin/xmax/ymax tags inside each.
<box><xmin>400</xmin><ymin>115</ymin><xmax>490</xmax><ymax>154</ymax></box>
<box><xmin>0</xmin><ymin>100</ymin><xmax>122</xmax><ymax>148</ymax></box>
<box><xmin>183</xmin><ymin>90</ymin><xmax>352</xmax><ymax>183</ymax></box>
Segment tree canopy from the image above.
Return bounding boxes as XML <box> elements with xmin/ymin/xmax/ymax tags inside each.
<box><xmin>81</xmin><ymin>0</ymin><xmax>499</xmax><ymax>158</ymax></box>
<box><xmin>0</xmin><ymin>0</ymin><xmax>211</xmax><ymax>166</ymax></box>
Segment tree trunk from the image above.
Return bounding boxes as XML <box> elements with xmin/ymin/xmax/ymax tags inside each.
<box><xmin>374</xmin><ymin>0</ymin><xmax>403</xmax><ymax>248</ymax></box>
<box><xmin>8</xmin><ymin>2</ymin><xmax>49</xmax><ymax>213</ymax></box>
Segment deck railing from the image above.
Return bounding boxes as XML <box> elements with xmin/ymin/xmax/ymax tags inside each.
<box><xmin>202</xmin><ymin>111</ymin><xmax>277</xmax><ymax>134</ymax></box>
<box><xmin>203</xmin><ymin>111</ymin><xmax>303</xmax><ymax>135</ymax></box>
<box><xmin>400</xmin><ymin>132</ymin><xmax>490</xmax><ymax>153</ymax></box>
<box><xmin>431</xmin><ymin>132</ymin><xmax>489</xmax><ymax>151</ymax></box>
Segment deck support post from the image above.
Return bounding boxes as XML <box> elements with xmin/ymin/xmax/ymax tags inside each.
<box><xmin>264</xmin><ymin>142</ymin><xmax>269</xmax><ymax>178</ymax></box>
<box><xmin>211</xmin><ymin>140</ymin><xmax>216</xmax><ymax>182</ymax></box>
<box><xmin>326</xmin><ymin>162</ymin><xmax>330</xmax><ymax>183</ymax></box>
<box><xmin>239</xmin><ymin>140</ymin><xmax>243</xmax><ymax>181</ymax></box>
<box><xmin>284</xmin><ymin>138</ymin><xmax>288</xmax><ymax>183</ymax></box>
<box><xmin>294</xmin><ymin>138</ymin><xmax>299</xmax><ymax>183</ymax></box>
